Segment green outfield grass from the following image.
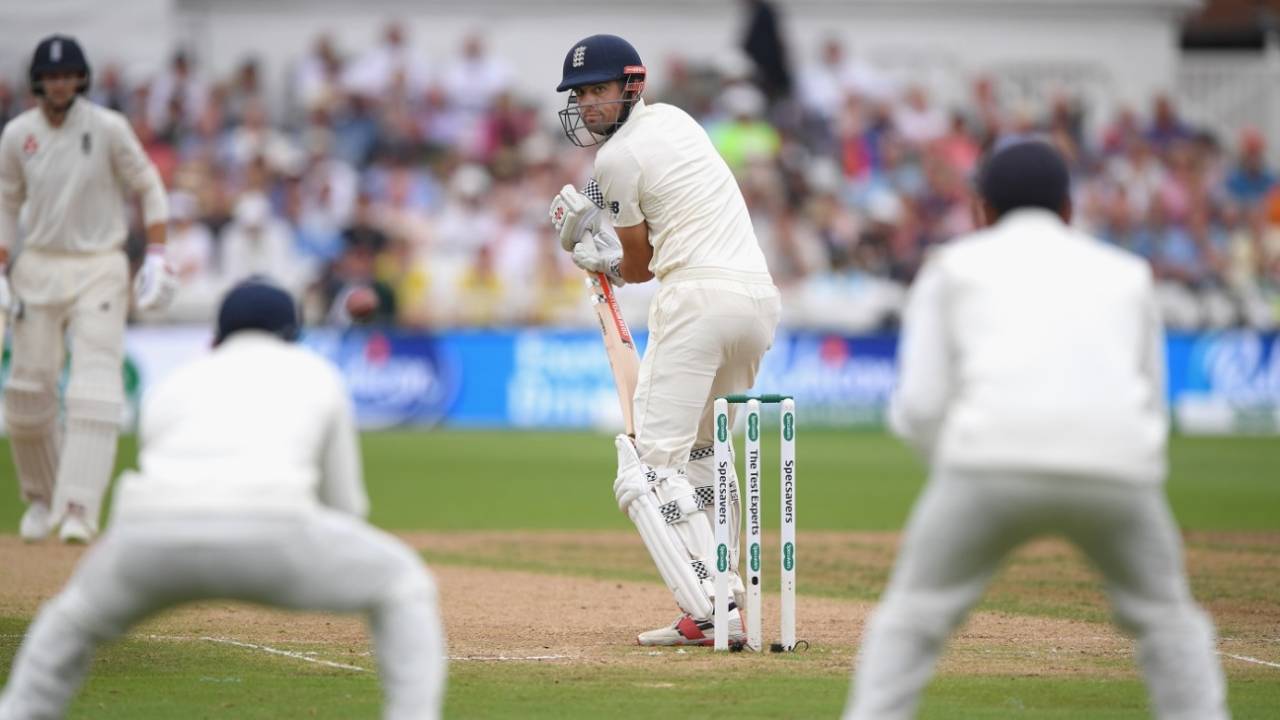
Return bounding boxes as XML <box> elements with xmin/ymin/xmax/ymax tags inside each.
<box><xmin>2</xmin><ymin>430</ymin><xmax>1278</xmax><ymax>533</ymax></box>
<box><xmin>1</xmin><ymin>430</ymin><xmax>1277</xmax><ymax>718</ymax></box>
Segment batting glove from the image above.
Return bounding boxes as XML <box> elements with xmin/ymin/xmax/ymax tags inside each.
<box><xmin>572</xmin><ymin>230</ymin><xmax>625</xmax><ymax>287</ymax></box>
<box><xmin>613</xmin><ymin>434</ymin><xmax>650</xmax><ymax>513</ymax></box>
<box><xmin>548</xmin><ymin>184</ymin><xmax>602</xmax><ymax>251</ymax></box>
<box><xmin>133</xmin><ymin>246</ymin><xmax>178</xmax><ymax>312</ymax></box>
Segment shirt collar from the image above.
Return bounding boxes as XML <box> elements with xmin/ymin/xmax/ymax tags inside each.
<box><xmin>994</xmin><ymin>207</ymin><xmax>1068</xmax><ymax>231</ymax></box>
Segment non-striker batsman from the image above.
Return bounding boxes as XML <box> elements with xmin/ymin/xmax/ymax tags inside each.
<box><xmin>0</xmin><ymin>35</ymin><xmax>176</xmax><ymax>543</ymax></box>
<box><xmin>549</xmin><ymin>34</ymin><xmax>781</xmax><ymax>646</ymax></box>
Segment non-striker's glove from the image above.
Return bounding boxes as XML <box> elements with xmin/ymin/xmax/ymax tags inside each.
<box><xmin>572</xmin><ymin>230</ymin><xmax>625</xmax><ymax>287</ymax></box>
<box><xmin>0</xmin><ymin>265</ymin><xmax>11</xmax><ymax>316</ymax></box>
<box><xmin>133</xmin><ymin>246</ymin><xmax>178</xmax><ymax>312</ymax></box>
<box><xmin>548</xmin><ymin>184</ymin><xmax>602</xmax><ymax>251</ymax></box>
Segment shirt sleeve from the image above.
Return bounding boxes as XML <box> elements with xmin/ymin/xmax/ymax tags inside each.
<box><xmin>1138</xmin><ymin>266</ymin><xmax>1169</xmax><ymax>423</ymax></box>
<box><xmin>318</xmin><ymin>370</ymin><xmax>369</xmax><ymax>518</ymax></box>
<box><xmin>595</xmin><ymin>144</ymin><xmax>645</xmax><ymax>228</ymax></box>
<box><xmin>0</xmin><ymin>125</ymin><xmax>25</xmax><ymax>253</ymax></box>
<box><xmin>887</xmin><ymin>253</ymin><xmax>953</xmax><ymax>459</ymax></box>
<box><xmin>106</xmin><ymin>111</ymin><xmax>168</xmax><ymax>226</ymax></box>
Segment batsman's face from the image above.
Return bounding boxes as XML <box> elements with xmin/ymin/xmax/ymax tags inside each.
<box><xmin>41</xmin><ymin>72</ymin><xmax>80</xmax><ymax>109</ymax></box>
<box><xmin>573</xmin><ymin>81</ymin><xmax>624</xmax><ymax>134</ymax></box>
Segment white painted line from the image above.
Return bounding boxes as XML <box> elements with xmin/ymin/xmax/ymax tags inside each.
<box><xmin>200</xmin><ymin>637</ymin><xmax>371</xmax><ymax>673</ymax></box>
<box><xmin>1219</xmin><ymin>652</ymin><xmax>1280</xmax><ymax>670</ymax></box>
<box><xmin>448</xmin><ymin>655</ymin><xmax>572</xmax><ymax>661</ymax></box>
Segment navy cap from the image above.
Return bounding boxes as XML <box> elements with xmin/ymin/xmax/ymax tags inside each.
<box><xmin>976</xmin><ymin>138</ymin><xmax>1070</xmax><ymax>217</ymax></box>
<box><xmin>215</xmin><ymin>278</ymin><xmax>301</xmax><ymax>346</ymax></box>
<box><xmin>557</xmin><ymin>34</ymin><xmax>644</xmax><ymax>92</ymax></box>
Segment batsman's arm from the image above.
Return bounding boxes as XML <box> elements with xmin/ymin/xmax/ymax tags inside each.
<box><xmin>614</xmin><ymin>222</ymin><xmax>654</xmax><ymax>284</ymax></box>
<box><xmin>108</xmin><ymin>111</ymin><xmax>168</xmax><ymax>236</ymax></box>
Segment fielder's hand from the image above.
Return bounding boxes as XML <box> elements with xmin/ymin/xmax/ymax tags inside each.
<box><xmin>133</xmin><ymin>246</ymin><xmax>178</xmax><ymax>312</ymax></box>
<box><xmin>548</xmin><ymin>184</ymin><xmax>601</xmax><ymax>251</ymax></box>
<box><xmin>572</xmin><ymin>230</ymin><xmax>625</xmax><ymax>286</ymax></box>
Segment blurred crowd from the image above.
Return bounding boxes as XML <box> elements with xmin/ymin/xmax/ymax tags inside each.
<box><xmin>1</xmin><ymin>24</ymin><xmax>1278</xmax><ymax>332</ymax></box>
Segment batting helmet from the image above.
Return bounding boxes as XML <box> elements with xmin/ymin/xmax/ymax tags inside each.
<box><xmin>556</xmin><ymin>34</ymin><xmax>646</xmax><ymax>147</ymax></box>
<box><xmin>214</xmin><ymin>277</ymin><xmax>301</xmax><ymax>346</ymax></box>
<box><xmin>29</xmin><ymin>35</ymin><xmax>91</xmax><ymax>97</ymax></box>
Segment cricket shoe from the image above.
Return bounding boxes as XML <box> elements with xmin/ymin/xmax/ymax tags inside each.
<box><xmin>19</xmin><ymin>502</ymin><xmax>53</xmax><ymax>543</ymax></box>
<box><xmin>58</xmin><ymin>504</ymin><xmax>95</xmax><ymax>545</ymax></box>
<box><xmin>637</xmin><ymin>605</ymin><xmax>745</xmax><ymax>648</ymax></box>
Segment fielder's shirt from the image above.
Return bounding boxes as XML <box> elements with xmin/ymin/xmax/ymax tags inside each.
<box><xmin>890</xmin><ymin>208</ymin><xmax>1167</xmax><ymax>484</ymax></box>
<box><xmin>0</xmin><ymin>98</ymin><xmax>167</xmax><ymax>255</ymax></box>
<box><xmin>112</xmin><ymin>333</ymin><xmax>368</xmax><ymax>520</ymax></box>
<box><xmin>594</xmin><ymin>99</ymin><xmax>771</xmax><ymax>281</ymax></box>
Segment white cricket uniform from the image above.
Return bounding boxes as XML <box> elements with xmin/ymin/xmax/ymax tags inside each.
<box><xmin>0</xmin><ymin>333</ymin><xmax>447</xmax><ymax>720</ymax></box>
<box><xmin>596</xmin><ymin>98</ymin><xmax>780</xmax><ymax>470</ymax></box>
<box><xmin>0</xmin><ymin>98</ymin><xmax>168</xmax><ymax>529</ymax></box>
<box><xmin>595</xmin><ymin>98</ymin><xmax>780</xmax><ymax>622</ymax></box>
<box><xmin>845</xmin><ymin>209</ymin><xmax>1227</xmax><ymax>720</ymax></box>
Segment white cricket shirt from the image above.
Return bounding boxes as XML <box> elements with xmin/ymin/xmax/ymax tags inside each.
<box><xmin>890</xmin><ymin>208</ymin><xmax>1168</xmax><ymax>483</ymax></box>
<box><xmin>0</xmin><ymin>99</ymin><xmax>167</xmax><ymax>254</ymax></box>
<box><xmin>595</xmin><ymin>99</ymin><xmax>771</xmax><ymax>281</ymax></box>
<box><xmin>112</xmin><ymin>332</ymin><xmax>368</xmax><ymax>519</ymax></box>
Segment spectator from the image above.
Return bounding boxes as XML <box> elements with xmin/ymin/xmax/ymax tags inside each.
<box><xmin>708</xmin><ymin>84</ymin><xmax>781</xmax><ymax>174</ymax></box>
<box><xmin>147</xmin><ymin>50</ymin><xmax>209</xmax><ymax>133</ymax></box>
<box><xmin>220</xmin><ymin>193</ymin><xmax>305</xmax><ymax>292</ymax></box>
<box><xmin>1224</xmin><ymin>127</ymin><xmax>1275</xmax><ymax>208</ymax></box>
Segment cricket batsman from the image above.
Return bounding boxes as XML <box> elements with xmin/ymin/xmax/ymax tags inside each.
<box><xmin>549</xmin><ymin>34</ymin><xmax>781</xmax><ymax>646</ymax></box>
<box><xmin>0</xmin><ymin>35</ymin><xmax>176</xmax><ymax>543</ymax></box>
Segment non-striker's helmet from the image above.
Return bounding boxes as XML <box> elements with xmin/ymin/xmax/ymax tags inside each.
<box><xmin>29</xmin><ymin>35</ymin><xmax>91</xmax><ymax>97</ymax></box>
<box><xmin>556</xmin><ymin>34</ymin><xmax>646</xmax><ymax>147</ymax></box>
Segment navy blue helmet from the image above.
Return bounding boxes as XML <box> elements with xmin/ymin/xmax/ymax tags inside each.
<box><xmin>556</xmin><ymin>35</ymin><xmax>646</xmax><ymax>147</ymax></box>
<box><xmin>215</xmin><ymin>277</ymin><xmax>301</xmax><ymax>346</ymax></box>
<box><xmin>29</xmin><ymin>35</ymin><xmax>91</xmax><ymax>97</ymax></box>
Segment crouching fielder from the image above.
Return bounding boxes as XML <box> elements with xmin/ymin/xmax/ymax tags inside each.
<box><xmin>844</xmin><ymin>140</ymin><xmax>1227</xmax><ymax>719</ymax></box>
<box><xmin>549</xmin><ymin>34</ymin><xmax>780</xmax><ymax>646</ymax></box>
<box><xmin>0</xmin><ymin>280</ymin><xmax>446</xmax><ymax>720</ymax></box>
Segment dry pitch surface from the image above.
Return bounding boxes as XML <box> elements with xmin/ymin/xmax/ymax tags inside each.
<box><xmin>2</xmin><ymin>530</ymin><xmax>1277</xmax><ymax>682</ymax></box>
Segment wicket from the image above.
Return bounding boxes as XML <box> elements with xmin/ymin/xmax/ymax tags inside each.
<box><xmin>712</xmin><ymin>394</ymin><xmax>797</xmax><ymax>652</ymax></box>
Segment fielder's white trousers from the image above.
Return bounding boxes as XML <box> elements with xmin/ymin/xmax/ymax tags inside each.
<box><xmin>0</xmin><ymin>510</ymin><xmax>446</xmax><ymax>720</ymax></box>
<box><xmin>633</xmin><ymin>273</ymin><xmax>781</xmax><ymax>472</ymax></box>
<box><xmin>845</xmin><ymin>468</ymin><xmax>1228</xmax><ymax>720</ymax></box>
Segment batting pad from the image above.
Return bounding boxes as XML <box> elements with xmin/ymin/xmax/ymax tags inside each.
<box><xmin>617</xmin><ymin>439</ymin><xmax>716</xmax><ymax>620</ymax></box>
<box><xmin>3</xmin><ymin>380</ymin><xmax>61</xmax><ymax>504</ymax></box>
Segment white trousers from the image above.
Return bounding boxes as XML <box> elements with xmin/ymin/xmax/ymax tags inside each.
<box><xmin>845</xmin><ymin>468</ymin><xmax>1228</xmax><ymax>720</ymax></box>
<box><xmin>0</xmin><ymin>510</ymin><xmax>447</xmax><ymax>720</ymax></box>
<box><xmin>633</xmin><ymin>277</ymin><xmax>781</xmax><ymax>472</ymax></box>
<box><xmin>4</xmin><ymin>250</ymin><xmax>129</xmax><ymax>527</ymax></box>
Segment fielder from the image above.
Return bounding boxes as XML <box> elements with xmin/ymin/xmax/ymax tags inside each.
<box><xmin>0</xmin><ymin>35</ymin><xmax>176</xmax><ymax>544</ymax></box>
<box><xmin>844</xmin><ymin>140</ymin><xmax>1228</xmax><ymax>719</ymax></box>
<box><xmin>0</xmin><ymin>279</ymin><xmax>447</xmax><ymax>720</ymax></box>
<box><xmin>549</xmin><ymin>35</ymin><xmax>781</xmax><ymax>646</ymax></box>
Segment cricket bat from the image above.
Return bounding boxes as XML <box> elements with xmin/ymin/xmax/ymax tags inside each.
<box><xmin>581</xmin><ymin>179</ymin><xmax>641</xmax><ymax>435</ymax></box>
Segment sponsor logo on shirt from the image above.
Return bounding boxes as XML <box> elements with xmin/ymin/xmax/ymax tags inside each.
<box><xmin>609</xmin><ymin>200</ymin><xmax>620</xmax><ymax>219</ymax></box>
<box><xmin>22</xmin><ymin>135</ymin><xmax>37</xmax><ymax>156</ymax></box>
<box><xmin>82</xmin><ymin>133</ymin><xmax>91</xmax><ymax>155</ymax></box>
